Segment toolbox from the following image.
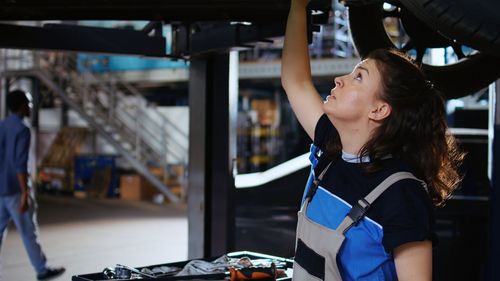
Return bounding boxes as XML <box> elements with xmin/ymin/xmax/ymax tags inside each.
<box><xmin>72</xmin><ymin>251</ymin><xmax>293</xmax><ymax>281</ymax></box>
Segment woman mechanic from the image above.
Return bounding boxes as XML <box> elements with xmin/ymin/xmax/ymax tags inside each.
<box><xmin>281</xmin><ymin>0</ymin><xmax>464</xmax><ymax>280</ymax></box>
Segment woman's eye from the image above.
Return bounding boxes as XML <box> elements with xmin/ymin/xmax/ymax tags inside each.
<box><xmin>354</xmin><ymin>72</ymin><xmax>362</xmax><ymax>81</ymax></box>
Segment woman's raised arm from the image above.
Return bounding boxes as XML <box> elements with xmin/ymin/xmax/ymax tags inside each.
<box><xmin>281</xmin><ymin>0</ymin><xmax>324</xmax><ymax>140</ymax></box>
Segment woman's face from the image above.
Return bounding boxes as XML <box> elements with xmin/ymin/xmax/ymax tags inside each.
<box><xmin>322</xmin><ymin>59</ymin><xmax>384</xmax><ymax>125</ymax></box>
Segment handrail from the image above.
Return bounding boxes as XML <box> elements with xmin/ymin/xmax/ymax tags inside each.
<box><xmin>72</xmin><ymin>55</ymin><xmax>188</xmax><ymax>142</ymax></box>
<box><xmin>89</xmin><ymin>96</ymin><xmax>177</xmax><ymax>163</ymax></box>
<box><xmin>113</xmin><ymin>100</ymin><xmax>184</xmax><ymax>159</ymax></box>
<box><xmin>120</xmin><ymin>81</ymin><xmax>188</xmax><ymax>139</ymax></box>
<box><xmin>105</xmin><ymin>81</ymin><xmax>189</xmax><ymax>154</ymax></box>
<box><xmin>60</xmin><ymin>53</ymin><xmax>186</xmax><ymax>162</ymax></box>
<box><xmin>68</xmin><ymin>54</ymin><xmax>188</xmax><ymax>160</ymax></box>
<box><xmin>114</xmin><ymin>103</ymin><xmax>184</xmax><ymax>162</ymax></box>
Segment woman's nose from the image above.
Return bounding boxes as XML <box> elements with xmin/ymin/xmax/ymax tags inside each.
<box><xmin>334</xmin><ymin>76</ymin><xmax>342</xmax><ymax>88</ymax></box>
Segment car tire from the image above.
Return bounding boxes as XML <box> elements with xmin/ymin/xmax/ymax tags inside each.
<box><xmin>346</xmin><ymin>3</ymin><xmax>500</xmax><ymax>99</ymax></box>
<box><xmin>400</xmin><ymin>0</ymin><xmax>500</xmax><ymax>57</ymax></box>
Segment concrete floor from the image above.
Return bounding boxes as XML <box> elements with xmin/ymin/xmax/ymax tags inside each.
<box><xmin>0</xmin><ymin>194</ymin><xmax>188</xmax><ymax>281</ymax></box>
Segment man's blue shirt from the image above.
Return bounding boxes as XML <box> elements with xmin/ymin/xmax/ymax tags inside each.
<box><xmin>0</xmin><ymin>114</ymin><xmax>30</xmax><ymax>195</ymax></box>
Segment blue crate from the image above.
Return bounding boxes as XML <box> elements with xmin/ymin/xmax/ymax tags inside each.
<box><xmin>74</xmin><ymin>155</ymin><xmax>119</xmax><ymax>198</ymax></box>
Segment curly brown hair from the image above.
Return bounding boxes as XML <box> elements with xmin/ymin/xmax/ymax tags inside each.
<box><xmin>328</xmin><ymin>48</ymin><xmax>464</xmax><ymax>206</ymax></box>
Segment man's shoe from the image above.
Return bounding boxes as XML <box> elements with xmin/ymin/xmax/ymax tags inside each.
<box><xmin>37</xmin><ymin>267</ymin><xmax>65</xmax><ymax>280</ymax></box>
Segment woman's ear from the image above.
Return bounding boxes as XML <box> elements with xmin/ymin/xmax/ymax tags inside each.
<box><xmin>369</xmin><ymin>102</ymin><xmax>391</xmax><ymax>121</ymax></box>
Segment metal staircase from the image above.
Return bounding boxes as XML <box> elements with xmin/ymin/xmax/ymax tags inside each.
<box><xmin>1</xmin><ymin>50</ymin><xmax>187</xmax><ymax>203</ymax></box>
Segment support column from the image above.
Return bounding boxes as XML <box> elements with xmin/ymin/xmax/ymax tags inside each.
<box><xmin>188</xmin><ymin>51</ymin><xmax>237</xmax><ymax>258</ymax></box>
<box><xmin>61</xmin><ymin>102</ymin><xmax>69</xmax><ymax>127</ymax></box>
<box><xmin>1</xmin><ymin>77</ymin><xmax>9</xmax><ymax>118</ymax></box>
<box><xmin>489</xmin><ymin>80</ymin><xmax>500</xmax><ymax>281</ymax></box>
<box><xmin>31</xmin><ymin>77</ymin><xmax>40</xmax><ymax>128</ymax></box>
<box><xmin>30</xmin><ymin>77</ymin><xmax>40</xmax><ymax>185</ymax></box>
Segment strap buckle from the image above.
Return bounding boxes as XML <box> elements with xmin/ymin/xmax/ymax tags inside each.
<box><xmin>305</xmin><ymin>180</ymin><xmax>319</xmax><ymax>202</ymax></box>
<box><xmin>347</xmin><ymin>198</ymin><xmax>370</xmax><ymax>224</ymax></box>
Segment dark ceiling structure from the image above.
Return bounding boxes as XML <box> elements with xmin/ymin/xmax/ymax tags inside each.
<box><xmin>0</xmin><ymin>0</ymin><xmax>330</xmax><ymax>21</ymax></box>
<box><xmin>0</xmin><ymin>0</ymin><xmax>330</xmax><ymax>58</ymax></box>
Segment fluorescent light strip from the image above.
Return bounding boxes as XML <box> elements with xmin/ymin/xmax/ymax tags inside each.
<box><xmin>234</xmin><ymin>153</ymin><xmax>310</xmax><ymax>188</ymax></box>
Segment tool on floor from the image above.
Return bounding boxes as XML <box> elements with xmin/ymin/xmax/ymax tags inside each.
<box><xmin>102</xmin><ymin>267</ymin><xmax>116</xmax><ymax>279</ymax></box>
<box><xmin>114</xmin><ymin>265</ymin><xmax>132</xmax><ymax>279</ymax></box>
<box><xmin>102</xmin><ymin>264</ymin><xmax>158</xmax><ymax>279</ymax></box>
<box><xmin>101</xmin><ymin>259</ymin><xmax>278</xmax><ymax>280</ymax></box>
<box><xmin>151</xmin><ymin>263</ymin><xmax>278</xmax><ymax>280</ymax></box>
<box><xmin>116</xmin><ymin>264</ymin><xmax>157</xmax><ymax>279</ymax></box>
<box><xmin>228</xmin><ymin>263</ymin><xmax>277</xmax><ymax>280</ymax></box>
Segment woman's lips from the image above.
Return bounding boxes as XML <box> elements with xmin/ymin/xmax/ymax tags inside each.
<box><xmin>324</xmin><ymin>95</ymin><xmax>335</xmax><ymax>103</ymax></box>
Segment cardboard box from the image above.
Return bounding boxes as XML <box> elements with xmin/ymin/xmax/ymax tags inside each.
<box><xmin>119</xmin><ymin>174</ymin><xmax>158</xmax><ymax>201</ymax></box>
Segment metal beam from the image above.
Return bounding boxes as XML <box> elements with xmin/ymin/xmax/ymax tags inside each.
<box><xmin>0</xmin><ymin>23</ymin><xmax>168</xmax><ymax>57</ymax></box>
<box><xmin>0</xmin><ymin>0</ymin><xmax>330</xmax><ymax>21</ymax></box>
<box><xmin>189</xmin><ymin>23</ymin><xmax>287</xmax><ymax>56</ymax></box>
<box><xmin>0</xmin><ymin>20</ymin><xmax>325</xmax><ymax>58</ymax></box>
<box><xmin>188</xmin><ymin>19</ymin><xmax>323</xmax><ymax>57</ymax></box>
<box><xmin>0</xmin><ymin>77</ymin><xmax>6</xmax><ymax>119</ymax></box>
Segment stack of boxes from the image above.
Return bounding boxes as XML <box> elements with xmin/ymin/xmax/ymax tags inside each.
<box><xmin>119</xmin><ymin>164</ymin><xmax>185</xmax><ymax>202</ymax></box>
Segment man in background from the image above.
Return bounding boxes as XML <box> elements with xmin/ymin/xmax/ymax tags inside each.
<box><xmin>0</xmin><ymin>90</ymin><xmax>65</xmax><ymax>280</ymax></box>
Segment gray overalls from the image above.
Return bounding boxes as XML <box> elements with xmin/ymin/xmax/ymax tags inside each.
<box><xmin>292</xmin><ymin>162</ymin><xmax>426</xmax><ymax>281</ymax></box>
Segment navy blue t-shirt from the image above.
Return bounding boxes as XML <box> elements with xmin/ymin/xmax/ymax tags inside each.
<box><xmin>0</xmin><ymin>114</ymin><xmax>30</xmax><ymax>195</ymax></box>
<box><xmin>298</xmin><ymin>114</ymin><xmax>436</xmax><ymax>280</ymax></box>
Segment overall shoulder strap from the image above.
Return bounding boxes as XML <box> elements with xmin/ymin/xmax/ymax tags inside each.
<box><xmin>365</xmin><ymin>172</ymin><xmax>426</xmax><ymax>203</ymax></box>
<box><xmin>304</xmin><ymin>161</ymin><xmax>333</xmax><ymax>203</ymax></box>
<box><xmin>301</xmin><ymin>160</ymin><xmax>333</xmax><ymax>213</ymax></box>
<box><xmin>336</xmin><ymin>172</ymin><xmax>426</xmax><ymax>234</ymax></box>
